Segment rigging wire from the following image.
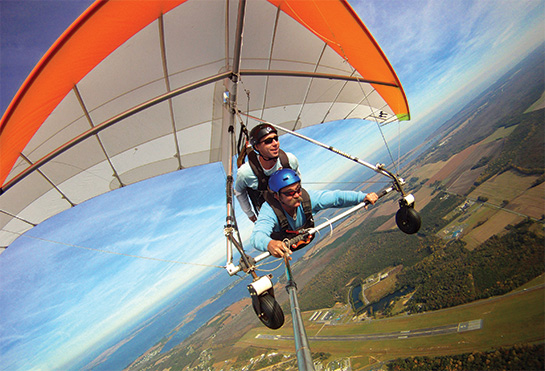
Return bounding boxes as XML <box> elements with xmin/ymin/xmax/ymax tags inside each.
<box><xmin>305</xmin><ymin>180</ymin><xmax>391</xmax><ymax>185</ymax></box>
<box><xmin>14</xmin><ymin>233</ymin><xmax>226</xmax><ymax>269</ymax></box>
<box><xmin>398</xmin><ymin>118</ymin><xmax>402</xmax><ymax>173</ymax></box>
<box><xmin>306</xmin><ymin>5</ymin><xmax>403</xmax><ymax>176</ymax></box>
<box><xmin>355</xmin><ymin>82</ymin><xmax>400</xmax><ymax>175</ymax></box>
<box><xmin>255</xmin><ymin>258</ymin><xmax>284</xmax><ymax>272</ymax></box>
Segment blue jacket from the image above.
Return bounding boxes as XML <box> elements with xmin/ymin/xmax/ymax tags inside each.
<box><xmin>250</xmin><ymin>189</ymin><xmax>368</xmax><ymax>252</ymax></box>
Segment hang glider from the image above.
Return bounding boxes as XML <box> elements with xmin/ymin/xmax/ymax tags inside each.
<box><xmin>0</xmin><ymin>0</ymin><xmax>409</xmax><ymax>250</ymax></box>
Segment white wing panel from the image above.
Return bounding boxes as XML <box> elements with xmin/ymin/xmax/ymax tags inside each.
<box><xmin>77</xmin><ymin>19</ymin><xmax>165</xmax><ymax>113</ymax></box>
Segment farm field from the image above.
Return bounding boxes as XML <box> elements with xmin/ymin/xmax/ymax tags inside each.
<box><xmin>505</xmin><ymin>181</ymin><xmax>545</xmax><ymax>220</ymax></box>
<box><xmin>426</xmin><ymin>141</ymin><xmax>496</xmax><ymax>189</ymax></box>
<box><xmin>421</xmin><ymin>124</ymin><xmax>525</xmax><ymax>197</ymax></box>
<box><xmin>468</xmin><ymin>170</ymin><xmax>541</xmax><ymax>207</ymax></box>
<box><xmin>438</xmin><ymin>198</ymin><xmax>528</xmax><ymax>249</ymax></box>
<box><xmin>462</xmin><ymin>211</ymin><xmax>524</xmax><ymax>249</ymax></box>
<box><xmin>480</xmin><ymin>125</ymin><xmax>518</xmax><ymax>144</ymax></box>
<box><xmin>410</xmin><ymin>161</ymin><xmax>447</xmax><ymax>181</ymax></box>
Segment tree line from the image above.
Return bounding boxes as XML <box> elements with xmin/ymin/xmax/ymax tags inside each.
<box><xmin>473</xmin><ymin>109</ymin><xmax>545</xmax><ymax>188</ymax></box>
<box><xmin>387</xmin><ymin>343</ymin><xmax>544</xmax><ymax>371</ymax></box>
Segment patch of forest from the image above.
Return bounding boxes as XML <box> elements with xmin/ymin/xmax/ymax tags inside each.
<box><xmin>297</xmin><ymin>190</ymin><xmax>463</xmax><ymax>311</ymax></box>
<box><xmin>396</xmin><ymin>219</ymin><xmax>544</xmax><ymax>312</ymax></box>
<box><xmin>414</xmin><ymin>191</ymin><xmax>465</xmax><ymax>237</ymax></box>
<box><xmin>386</xmin><ymin>343</ymin><xmax>544</xmax><ymax>371</ymax></box>
<box><xmin>298</xmin><ymin>183</ymin><xmax>544</xmax><ymax>314</ymax></box>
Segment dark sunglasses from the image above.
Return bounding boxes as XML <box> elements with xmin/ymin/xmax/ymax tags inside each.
<box><xmin>260</xmin><ymin>135</ymin><xmax>279</xmax><ymax>145</ymax></box>
<box><xmin>280</xmin><ymin>185</ymin><xmax>302</xmax><ymax>197</ymax></box>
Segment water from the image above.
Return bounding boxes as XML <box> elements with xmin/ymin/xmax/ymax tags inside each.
<box><xmin>351</xmin><ymin>285</ymin><xmax>365</xmax><ymax>311</ymax></box>
<box><xmin>160</xmin><ymin>275</ymin><xmax>252</xmax><ymax>353</ymax></box>
<box><xmin>80</xmin><ymin>251</ymin><xmax>310</xmax><ymax>370</ymax></box>
<box><xmin>366</xmin><ymin>286</ymin><xmax>414</xmax><ymax>314</ymax></box>
<box><xmin>77</xmin><ymin>270</ymin><xmax>250</xmax><ymax>370</ymax></box>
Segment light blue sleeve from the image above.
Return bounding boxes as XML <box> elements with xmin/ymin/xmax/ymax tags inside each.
<box><xmin>234</xmin><ymin>164</ymin><xmax>259</xmax><ymax>218</ymax></box>
<box><xmin>234</xmin><ymin>163</ymin><xmax>254</xmax><ymax>193</ymax></box>
<box><xmin>250</xmin><ymin>202</ymin><xmax>280</xmax><ymax>252</ymax></box>
<box><xmin>308</xmin><ymin>189</ymin><xmax>367</xmax><ymax>213</ymax></box>
<box><xmin>250</xmin><ymin>189</ymin><xmax>367</xmax><ymax>252</ymax></box>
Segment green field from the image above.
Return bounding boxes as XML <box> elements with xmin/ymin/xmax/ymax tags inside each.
<box><xmin>238</xmin><ymin>275</ymin><xmax>545</xmax><ymax>369</ymax></box>
<box><xmin>480</xmin><ymin>125</ymin><xmax>518</xmax><ymax>144</ymax></box>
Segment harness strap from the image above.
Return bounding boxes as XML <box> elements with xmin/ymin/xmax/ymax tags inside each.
<box><xmin>248</xmin><ymin>150</ymin><xmax>290</xmax><ymax>191</ymax></box>
<box><xmin>266</xmin><ymin>188</ymin><xmax>315</xmax><ymax>248</ymax></box>
<box><xmin>247</xmin><ymin>149</ymin><xmax>291</xmax><ymax>214</ymax></box>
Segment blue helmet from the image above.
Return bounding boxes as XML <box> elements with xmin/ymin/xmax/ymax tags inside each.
<box><xmin>269</xmin><ymin>168</ymin><xmax>300</xmax><ymax>193</ymax></box>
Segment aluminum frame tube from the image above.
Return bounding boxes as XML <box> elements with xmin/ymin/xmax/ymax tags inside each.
<box><xmin>288</xmin><ymin>284</ymin><xmax>315</xmax><ymax>371</ymax></box>
<box><xmin>224</xmin><ymin>0</ymin><xmax>247</xmax><ymax>271</ymax></box>
<box><xmin>237</xmin><ymin>113</ymin><xmax>394</xmax><ymax>179</ymax></box>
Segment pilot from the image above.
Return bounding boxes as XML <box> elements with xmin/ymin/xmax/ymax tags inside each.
<box><xmin>250</xmin><ymin>168</ymin><xmax>378</xmax><ymax>258</ymax></box>
<box><xmin>235</xmin><ymin>124</ymin><xmax>300</xmax><ymax>222</ymax></box>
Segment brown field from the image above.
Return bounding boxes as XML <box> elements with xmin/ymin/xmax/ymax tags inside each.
<box><xmin>447</xmin><ymin>167</ymin><xmax>481</xmax><ymax>195</ymax></box>
<box><xmin>411</xmin><ymin>186</ymin><xmax>437</xmax><ymax>210</ymax></box>
<box><xmin>468</xmin><ymin>170</ymin><xmax>540</xmax><ymax>205</ymax></box>
<box><xmin>505</xmin><ymin>182</ymin><xmax>545</xmax><ymax>219</ymax></box>
<box><xmin>216</xmin><ymin>298</ymin><xmax>252</xmax><ymax>327</ymax></box>
<box><xmin>370</xmin><ymin>197</ymin><xmax>399</xmax><ymax>218</ymax></box>
<box><xmin>375</xmin><ymin>216</ymin><xmax>397</xmax><ymax>232</ymax></box>
<box><xmin>410</xmin><ymin>161</ymin><xmax>447</xmax><ymax>181</ymax></box>
<box><xmin>462</xmin><ymin>211</ymin><xmax>524</xmax><ymax>249</ymax></box>
<box><xmin>426</xmin><ymin>144</ymin><xmax>480</xmax><ymax>185</ymax></box>
<box><xmin>428</xmin><ymin>140</ymin><xmax>502</xmax><ymax>191</ymax></box>
<box><xmin>372</xmin><ymin>199</ymin><xmax>399</xmax><ymax>232</ymax></box>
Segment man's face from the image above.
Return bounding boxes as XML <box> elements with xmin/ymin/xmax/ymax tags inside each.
<box><xmin>255</xmin><ymin>132</ymin><xmax>279</xmax><ymax>159</ymax></box>
<box><xmin>277</xmin><ymin>182</ymin><xmax>303</xmax><ymax>209</ymax></box>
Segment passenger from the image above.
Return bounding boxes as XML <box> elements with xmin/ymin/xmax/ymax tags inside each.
<box><xmin>251</xmin><ymin>168</ymin><xmax>378</xmax><ymax>258</ymax></box>
<box><xmin>235</xmin><ymin>124</ymin><xmax>300</xmax><ymax>222</ymax></box>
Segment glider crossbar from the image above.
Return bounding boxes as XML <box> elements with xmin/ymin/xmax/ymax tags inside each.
<box><xmin>229</xmin><ymin>184</ymin><xmax>395</xmax><ymax>274</ymax></box>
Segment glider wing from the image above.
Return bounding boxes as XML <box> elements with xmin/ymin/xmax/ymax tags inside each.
<box><xmin>0</xmin><ymin>0</ymin><xmax>409</xmax><ymax>248</ymax></box>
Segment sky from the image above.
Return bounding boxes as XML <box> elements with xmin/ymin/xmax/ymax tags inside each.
<box><xmin>0</xmin><ymin>1</ymin><xmax>543</xmax><ymax>370</ymax></box>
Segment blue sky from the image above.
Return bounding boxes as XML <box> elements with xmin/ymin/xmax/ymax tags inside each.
<box><xmin>0</xmin><ymin>1</ymin><xmax>543</xmax><ymax>370</ymax></box>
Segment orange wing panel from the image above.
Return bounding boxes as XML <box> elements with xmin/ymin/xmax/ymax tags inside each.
<box><xmin>0</xmin><ymin>0</ymin><xmax>187</xmax><ymax>187</ymax></box>
<box><xmin>267</xmin><ymin>0</ymin><xmax>409</xmax><ymax>119</ymax></box>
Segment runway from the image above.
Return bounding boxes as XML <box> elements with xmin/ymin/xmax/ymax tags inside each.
<box><xmin>256</xmin><ymin>319</ymin><xmax>482</xmax><ymax>342</ymax></box>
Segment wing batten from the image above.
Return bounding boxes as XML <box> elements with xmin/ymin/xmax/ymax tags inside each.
<box><xmin>1</xmin><ymin>71</ymin><xmax>233</xmax><ymax>197</ymax></box>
